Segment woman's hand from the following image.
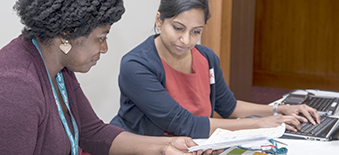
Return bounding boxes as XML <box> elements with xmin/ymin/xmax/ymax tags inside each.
<box><xmin>257</xmin><ymin>114</ymin><xmax>302</xmax><ymax>132</ymax></box>
<box><xmin>279</xmin><ymin>104</ymin><xmax>320</xmax><ymax>125</ymax></box>
<box><xmin>163</xmin><ymin>137</ymin><xmax>224</xmax><ymax>155</ymax></box>
<box><xmin>163</xmin><ymin>137</ymin><xmax>199</xmax><ymax>155</ymax></box>
<box><xmin>110</xmin><ymin>132</ymin><xmax>223</xmax><ymax>155</ymax></box>
<box><xmin>257</xmin><ymin>104</ymin><xmax>320</xmax><ymax>132</ymax></box>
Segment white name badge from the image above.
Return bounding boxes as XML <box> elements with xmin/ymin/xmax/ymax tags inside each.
<box><xmin>209</xmin><ymin>68</ymin><xmax>215</xmax><ymax>84</ymax></box>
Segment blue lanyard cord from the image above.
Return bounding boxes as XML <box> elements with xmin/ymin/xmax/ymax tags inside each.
<box><xmin>32</xmin><ymin>39</ymin><xmax>79</xmax><ymax>155</ymax></box>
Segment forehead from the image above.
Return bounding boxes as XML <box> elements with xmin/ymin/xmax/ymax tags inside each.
<box><xmin>169</xmin><ymin>8</ymin><xmax>205</xmax><ymax>26</ymax></box>
<box><xmin>89</xmin><ymin>25</ymin><xmax>111</xmax><ymax>36</ymax></box>
<box><xmin>72</xmin><ymin>25</ymin><xmax>111</xmax><ymax>44</ymax></box>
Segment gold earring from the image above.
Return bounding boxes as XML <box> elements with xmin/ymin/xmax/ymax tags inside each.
<box><xmin>59</xmin><ymin>40</ymin><xmax>72</xmax><ymax>54</ymax></box>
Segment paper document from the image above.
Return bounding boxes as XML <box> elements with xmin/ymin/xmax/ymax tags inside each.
<box><xmin>189</xmin><ymin>123</ymin><xmax>285</xmax><ymax>152</ymax></box>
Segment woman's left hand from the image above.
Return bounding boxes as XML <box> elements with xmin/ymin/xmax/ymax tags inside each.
<box><xmin>280</xmin><ymin>104</ymin><xmax>320</xmax><ymax>125</ymax></box>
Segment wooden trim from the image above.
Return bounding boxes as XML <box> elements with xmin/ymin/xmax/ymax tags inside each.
<box><xmin>201</xmin><ymin>0</ymin><xmax>223</xmax><ymax>57</ymax></box>
<box><xmin>202</xmin><ymin>0</ymin><xmax>255</xmax><ymax>101</ymax></box>
<box><xmin>201</xmin><ymin>0</ymin><xmax>232</xmax><ymax>84</ymax></box>
<box><xmin>228</xmin><ymin>0</ymin><xmax>256</xmax><ymax>101</ymax></box>
<box><xmin>253</xmin><ymin>71</ymin><xmax>339</xmax><ymax>91</ymax></box>
<box><xmin>202</xmin><ymin>0</ymin><xmax>229</xmax><ymax>119</ymax></box>
<box><xmin>219</xmin><ymin>0</ymin><xmax>233</xmax><ymax>85</ymax></box>
<box><xmin>203</xmin><ymin>0</ymin><xmax>256</xmax><ymax>117</ymax></box>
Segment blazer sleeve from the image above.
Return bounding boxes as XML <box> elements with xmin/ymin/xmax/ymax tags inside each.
<box><xmin>212</xmin><ymin>54</ymin><xmax>237</xmax><ymax>118</ymax></box>
<box><xmin>195</xmin><ymin>45</ymin><xmax>237</xmax><ymax>118</ymax></box>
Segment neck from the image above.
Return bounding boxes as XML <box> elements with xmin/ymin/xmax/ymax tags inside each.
<box><xmin>154</xmin><ymin>37</ymin><xmax>192</xmax><ymax>74</ymax></box>
<box><xmin>35</xmin><ymin>38</ymin><xmax>64</xmax><ymax>78</ymax></box>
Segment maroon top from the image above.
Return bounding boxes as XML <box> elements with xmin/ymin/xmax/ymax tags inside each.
<box><xmin>0</xmin><ymin>35</ymin><xmax>125</xmax><ymax>155</ymax></box>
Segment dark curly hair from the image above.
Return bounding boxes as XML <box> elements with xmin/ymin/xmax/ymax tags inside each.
<box><xmin>13</xmin><ymin>0</ymin><xmax>125</xmax><ymax>44</ymax></box>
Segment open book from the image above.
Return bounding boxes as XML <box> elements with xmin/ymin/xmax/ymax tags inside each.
<box><xmin>188</xmin><ymin>123</ymin><xmax>285</xmax><ymax>152</ymax></box>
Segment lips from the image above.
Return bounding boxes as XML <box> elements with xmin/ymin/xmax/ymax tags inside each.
<box><xmin>92</xmin><ymin>58</ymin><xmax>99</xmax><ymax>65</ymax></box>
<box><xmin>175</xmin><ymin>45</ymin><xmax>187</xmax><ymax>51</ymax></box>
<box><xmin>92</xmin><ymin>60</ymin><xmax>97</xmax><ymax>65</ymax></box>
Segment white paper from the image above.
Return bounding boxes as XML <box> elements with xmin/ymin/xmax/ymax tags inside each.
<box><xmin>189</xmin><ymin>123</ymin><xmax>285</xmax><ymax>152</ymax></box>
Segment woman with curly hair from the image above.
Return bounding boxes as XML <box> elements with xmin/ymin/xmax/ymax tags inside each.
<box><xmin>0</xmin><ymin>0</ymin><xmax>221</xmax><ymax>154</ymax></box>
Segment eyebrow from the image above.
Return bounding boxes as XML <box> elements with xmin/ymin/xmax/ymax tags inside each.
<box><xmin>173</xmin><ymin>21</ymin><xmax>204</xmax><ymax>29</ymax></box>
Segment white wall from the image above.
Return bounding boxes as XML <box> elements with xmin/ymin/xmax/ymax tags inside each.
<box><xmin>0</xmin><ymin>1</ymin><xmax>22</xmax><ymax>47</ymax></box>
<box><xmin>0</xmin><ymin>0</ymin><xmax>160</xmax><ymax>123</ymax></box>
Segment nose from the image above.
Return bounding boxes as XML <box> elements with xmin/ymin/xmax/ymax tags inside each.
<box><xmin>100</xmin><ymin>40</ymin><xmax>108</xmax><ymax>54</ymax></box>
<box><xmin>179</xmin><ymin>31</ymin><xmax>190</xmax><ymax>45</ymax></box>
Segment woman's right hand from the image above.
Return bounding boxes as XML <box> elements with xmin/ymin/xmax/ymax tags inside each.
<box><xmin>257</xmin><ymin>114</ymin><xmax>301</xmax><ymax>132</ymax></box>
<box><xmin>163</xmin><ymin>137</ymin><xmax>224</xmax><ymax>155</ymax></box>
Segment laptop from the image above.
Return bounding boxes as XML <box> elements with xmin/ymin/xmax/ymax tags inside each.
<box><xmin>282</xmin><ymin>115</ymin><xmax>339</xmax><ymax>141</ymax></box>
<box><xmin>276</xmin><ymin>89</ymin><xmax>339</xmax><ymax>141</ymax></box>
<box><xmin>281</xmin><ymin>91</ymin><xmax>339</xmax><ymax>116</ymax></box>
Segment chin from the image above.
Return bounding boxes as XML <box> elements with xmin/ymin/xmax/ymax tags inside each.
<box><xmin>78</xmin><ymin>71</ymin><xmax>88</xmax><ymax>73</ymax></box>
<box><xmin>70</xmin><ymin>64</ymin><xmax>93</xmax><ymax>73</ymax></box>
<box><xmin>76</xmin><ymin>67</ymin><xmax>92</xmax><ymax>73</ymax></box>
<box><xmin>83</xmin><ymin>68</ymin><xmax>92</xmax><ymax>73</ymax></box>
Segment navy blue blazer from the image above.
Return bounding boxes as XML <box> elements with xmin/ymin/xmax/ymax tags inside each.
<box><xmin>110</xmin><ymin>35</ymin><xmax>237</xmax><ymax>138</ymax></box>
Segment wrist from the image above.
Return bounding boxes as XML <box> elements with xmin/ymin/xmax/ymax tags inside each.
<box><xmin>254</xmin><ymin>118</ymin><xmax>262</xmax><ymax>128</ymax></box>
<box><xmin>162</xmin><ymin>137</ymin><xmax>173</xmax><ymax>155</ymax></box>
<box><xmin>278</xmin><ymin>104</ymin><xmax>289</xmax><ymax>115</ymax></box>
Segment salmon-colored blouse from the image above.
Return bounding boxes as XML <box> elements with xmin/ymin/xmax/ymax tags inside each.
<box><xmin>161</xmin><ymin>47</ymin><xmax>212</xmax><ymax>117</ymax></box>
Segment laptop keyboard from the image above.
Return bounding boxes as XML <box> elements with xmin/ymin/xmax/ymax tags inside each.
<box><xmin>304</xmin><ymin>97</ymin><xmax>334</xmax><ymax>111</ymax></box>
<box><xmin>285</xmin><ymin>116</ymin><xmax>337</xmax><ymax>138</ymax></box>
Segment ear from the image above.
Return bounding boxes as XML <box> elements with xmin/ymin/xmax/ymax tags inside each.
<box><xmin>155</xmin><ymin>12</ymin><xmax>163</xmax><ymax>30</ymax></box>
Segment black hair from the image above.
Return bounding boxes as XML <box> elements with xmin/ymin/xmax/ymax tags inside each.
<box><xmin>158</xmin><ymin>0</ymin><xmax>210</xmax><ymax>23</ymax></box>
<box><xmin>13</xmin><ymin>0</ymin><xmax>125</xmax><ymax>44</ymax></box>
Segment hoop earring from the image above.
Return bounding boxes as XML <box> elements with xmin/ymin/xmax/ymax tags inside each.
<box><xmin>59</xmin><ymin>40</ymin><xmax>72</xmax><ymax>54</ymax></box>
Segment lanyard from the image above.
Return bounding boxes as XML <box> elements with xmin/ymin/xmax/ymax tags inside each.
<box><xmin>32</xmin><ymin>39</ymin><xmax>79</xmax><ymax>155</ymax></box>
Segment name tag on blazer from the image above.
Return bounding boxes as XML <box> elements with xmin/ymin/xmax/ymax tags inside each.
<box><xmin>210</xmin><ymin>68</ymin><xmax>215</xmax><ymax>84</ymax></box>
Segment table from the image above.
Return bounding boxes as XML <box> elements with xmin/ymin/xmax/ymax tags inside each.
<box><xmin>276</xmin><ymin>138</ymin><xmax>339</xmax><ymax>154</ymax></box>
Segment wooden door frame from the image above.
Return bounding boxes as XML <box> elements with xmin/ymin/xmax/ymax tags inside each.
<box><xmin>201</xmin><ymin>0</ymin><xmax>256</xmax><ymax>101</ymax></box>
